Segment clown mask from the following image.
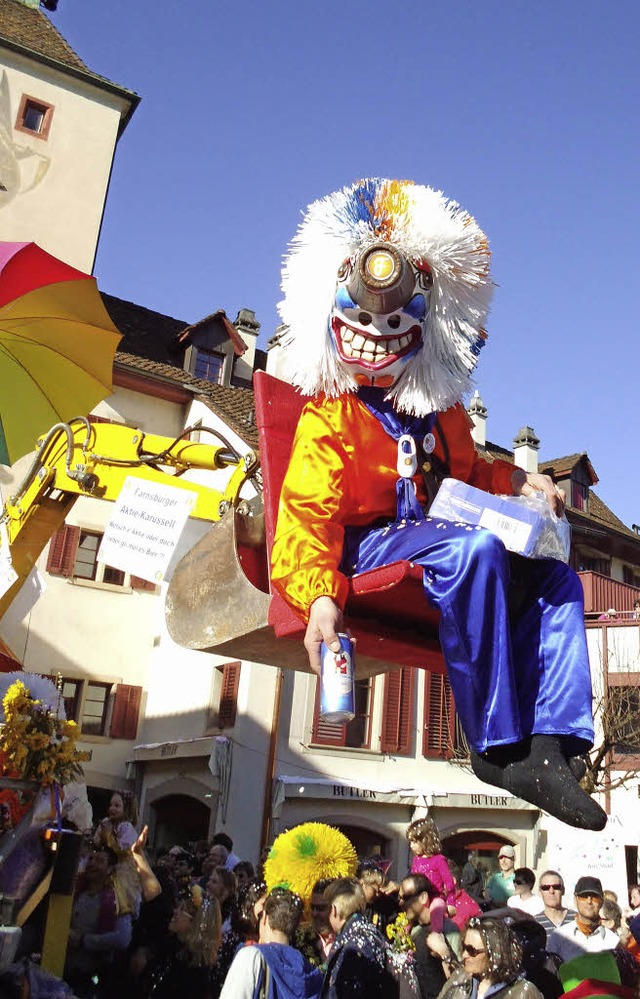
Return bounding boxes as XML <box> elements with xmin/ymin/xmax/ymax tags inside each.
<box><xmin>279</xmin><ymin>178</ymin><xmax>493</xmax><ymax>416</ymax></box>
<box><xmin>331</xmin><ymin>242</ymin><xmax>433</xmax><ymax>389</ymax></box>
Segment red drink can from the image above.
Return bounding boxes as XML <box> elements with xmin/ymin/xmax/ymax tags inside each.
<box><xmin>320</xmin><ymin>633</ymin><xmax>355</xmax><ymax>724</ymax></box>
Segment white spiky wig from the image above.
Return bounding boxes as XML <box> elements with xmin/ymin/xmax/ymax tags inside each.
<box><xmin>278</xmin><ymin>178</ymin><xmax>493</xmax><ymax>416</ymax></box>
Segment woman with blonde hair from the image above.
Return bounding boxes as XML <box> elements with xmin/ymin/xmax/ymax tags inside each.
<box><xmin>149</xmin><ymin>887</ymin><xmax>222</xmax><ymax>996</ymax></box>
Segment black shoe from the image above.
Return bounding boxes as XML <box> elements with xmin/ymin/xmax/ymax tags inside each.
<box><xmin>470</xmin><ymin>735</ymin><xmax>607</xmax><ymax>830</ymax></box>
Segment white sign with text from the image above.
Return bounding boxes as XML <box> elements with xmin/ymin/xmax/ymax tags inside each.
<box><xmin>98</xmin><ymin>477</ymin><xmax>197</xmax><ymax>584</ymax></box>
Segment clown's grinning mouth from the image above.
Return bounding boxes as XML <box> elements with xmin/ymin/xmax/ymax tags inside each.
<box><xmin>332</xmin><ymin>317</ymin><xmax>421</xmax><ymax>367</ymax></box>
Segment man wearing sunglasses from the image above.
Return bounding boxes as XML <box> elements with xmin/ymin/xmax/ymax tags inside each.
<box><xmin>535</xmin><ymin>871</ymin><xmax>575</xmax><ymax>941</ymax></box>
<box><xmin>547</xmin><ymin>876</ymin><xmax>620</xmax><ymax>963</ymax></box>
<box><xmin>398</xmin><ymin>874</ymin><xmax>461</xmax><ymax>999</ymax></box>
<box><xmin>310</xmin><ymin>878</ymin><xmax>335</xmax><ymax>964</ymax></box>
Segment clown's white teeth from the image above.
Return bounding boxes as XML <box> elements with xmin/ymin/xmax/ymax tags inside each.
<box><xmin>338</xmin><ymin>322</ymin><xmax>416</xmax><ymax>360</ymax></box>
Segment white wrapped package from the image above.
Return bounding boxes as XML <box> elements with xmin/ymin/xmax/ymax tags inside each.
<box><xmin>429</xmin><ymin>478</ymin><xmax>571</xmax><ymax>562</ymax></box>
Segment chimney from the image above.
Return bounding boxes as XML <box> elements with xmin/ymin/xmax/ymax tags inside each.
<box><xmin>266</xmin><ymin>324</ymin><xmax>294</xmax><ymax>379</ymax></box>
<box><xmin>513</xmin><ymin>426</ymin><xmax>540</xmax><ymax>473</ymax></box>
<box><xmin>233</xmin><ymin>308</ymin><xmax>259</xmax><ymax>377</ymax></box>
<box><xmin>234</xmin><ymin>308</ymin><xmax>259</xmax><ymax>338</ymax></box>
<box><xmin>468</xmin><ymin>390</ymin><xmax>487</xmax><ymax>447</ymax></box>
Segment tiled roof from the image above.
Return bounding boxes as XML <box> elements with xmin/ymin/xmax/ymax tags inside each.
<box><xmin>0</xmin><ymin>0</ymin><xmax>87</xmax><ymax>71</ymax></box>
<box><xmin>103</xmin><ymin>294</ymin><xmax>187</xmax><ymax>365</ymax></box>
<box><xmin>537</xmin><ymin>454</ymin><xmax>632</xmax><ymax>539</ymax></box>
<box><xmin>584</xmin><ymin>489</ymin><xmax>637</xmax><ymax>539</ymax></box>
<box><xmin>482</xmin><ymin>441</ymin><xmax>514</xmax><ymax>464</ymax></box>
<box><xmin>540</xmin><ymin>452</ymin><xmax>584</xmax><ymax>474</ymax></box>
<box><xmin>114</xmin><ymin>351</ymin><xmax>258</xmax><ymax>448</ymax></box>
<box><xmin>0</xmin><ymin>0</ymin><xmax>137</xmax><ymax>100</ymax></box>
<box><xmin>540</xmin><ymin>452</ymin><xmax>598</xmax><ymax>484</ymax></box>
<box><xmin>104</xmin><ymin>295</ymin><xmax>257</xmax><ymax>368</ymax></box>
<box><xmin>105</xmin><ymin>294</ymin><xmax>262</xmax><ymax>445</ymax></box>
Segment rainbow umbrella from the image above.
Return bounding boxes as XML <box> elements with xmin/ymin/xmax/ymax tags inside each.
<box><xmin>0</xmin><ymin>242</ymin><xmax>122</xmax><ymax>464</ymax></box>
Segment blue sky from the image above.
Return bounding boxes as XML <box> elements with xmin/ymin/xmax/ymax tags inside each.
<box><xmin>55</xmin><ymin>1</ymin><xmax>640</xmax><ymax>529</ymax></box>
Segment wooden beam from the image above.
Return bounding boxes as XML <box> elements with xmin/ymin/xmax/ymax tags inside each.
<box><xmin>16</xmin><ymin>869</ymin><xmax>52</xmax><ymax>927</ymax></box>
<box><xmin>41</xmin><ymin>893</ymin><xmax>73</xmax><ymax>978</ymax></box>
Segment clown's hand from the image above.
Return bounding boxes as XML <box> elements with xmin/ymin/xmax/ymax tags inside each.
<box><xmin>304</xmin><ymin>596</ymin><xmax>344</xmax><ymax>675</ymax></box>
<box><xmin>511</xmin><ymin>468</ymin><xmax>565</xmax><ymax>516</ymax></box>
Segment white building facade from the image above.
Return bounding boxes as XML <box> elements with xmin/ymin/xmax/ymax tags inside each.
<box><xmin>0</xmin><ymin>0</ymin><xmax>138</xmax><ymax>271</ymax></box>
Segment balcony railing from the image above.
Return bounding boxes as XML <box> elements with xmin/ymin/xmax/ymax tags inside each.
<box><xmin>578</xmin><ymin>571</ymin><xmax>640</xmax><ymax>620</ymax></box>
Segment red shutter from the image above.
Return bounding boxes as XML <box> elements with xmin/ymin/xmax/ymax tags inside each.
<box><xmin>218</xmin><ymin>661</ymin><xmax>241</xmax><ymax>729</ymax></box>
<box><xmin>110</xmin><ymin>684</ymin><xmax>142</xmax><ymax>739</ymax></box>
<box><xmin>311</xmin><ymin>679</ymin><xmax>346</xmax><ymax>746</ymax></box>
<box><xmin>46</xmin><ymin>525</ymin><xmax>80</xmax><ymax>577</ymax></box>
<box><xmin>130</xmin><ymin>575</ymin><xmax>156</xmax><ymax>591</ymax></box>
<box><xmin>380</xmin><ymin>667</ymin><xmax>415</xmax><ymax>755</ymax></box>
<box><xmin>422</xmin><ymin>670</ymin><xmax>454</xmax><ymax>759</ymax></box>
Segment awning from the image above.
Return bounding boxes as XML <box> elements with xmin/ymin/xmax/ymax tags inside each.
<box><xmin>272</xmin><ymin>776</ymin><xmax>537</xmax><ymax>817</ymax></box>
<box><xmin>131</xmin><ymin>736</ymin><xmax>216</xmax><ymax>762</ymax></box>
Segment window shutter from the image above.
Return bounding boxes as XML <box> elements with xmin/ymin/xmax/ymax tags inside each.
<box><xmin>46</xmin><ymin>525</ymin><xmax>80</xmax><ymax>577</ymax></box>
<box><xmin>310</xmin><ymin>679</ymin><xmax>346</xmax><ymax>746</ymax></box>
<box><xmin>218</xmin><ymin>661</ymin><xmax>241</xmax><ymax>729</ymax></box>
<box><xmin>381</xmin><ymin>668</ymin><xmax>415</xmax><ymax>755</ymax></box>
<box><xmin>130</xmin><ymin>575</ymin><xmax>156</xmax><ymax>592</ymax></box>
<box><xmin>422</xmin><ymin>670</ymin><xmax>454</xmax><ymax>759</ymax></box>
<box><xmin>110</xmin><ymin>684</ymin><xmax>142</xmax><ymax>739</ymax></box>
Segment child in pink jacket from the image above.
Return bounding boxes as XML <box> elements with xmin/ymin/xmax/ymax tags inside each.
<box><xmin>406</xmin><ymin>816</ymin><xmax>455</xmax><ymax>932</ymax></box>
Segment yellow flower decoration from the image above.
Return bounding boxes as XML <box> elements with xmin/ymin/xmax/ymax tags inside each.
<box><xmin>386</xmin><ymin>912</ymin><xmax>416</xmax><ymax>952</ymax></box>
<box><xmin>0</xmin><ymin>679</ymin><xmax>88</xmax><ymax>787</ymax></box>
<box><xmin>264</xmin><ymin>822</ymin><xmax>357</xmax><ymax>905</ymax></box>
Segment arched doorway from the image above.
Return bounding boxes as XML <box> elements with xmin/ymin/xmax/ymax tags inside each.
<box><xmin>338</xmin><ymin>824</ymin><xmax>391</xmax><ymax>865</ymax></box>
<box><xmin>151</xmin><ymin>794</ymin><xmax>210</xmax><ymax>849</ymax></box>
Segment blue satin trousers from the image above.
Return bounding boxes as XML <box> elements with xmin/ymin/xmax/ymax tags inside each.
<box><xmin>342</xmin><ymin>518</ymin><xmax>594</xmax><ymax>752</ymax></box>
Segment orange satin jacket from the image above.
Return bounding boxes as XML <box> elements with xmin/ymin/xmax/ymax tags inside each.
<box><xmin>270</xmin><ymin>394</ymin><xmax>516</xmax><ymax>621</ymax></box>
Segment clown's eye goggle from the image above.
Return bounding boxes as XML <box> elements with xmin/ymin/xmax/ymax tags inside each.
<box><xmin>340</xmin><ymin>242</ymin><xmax>432</xmax><ymax>316</ymax></box>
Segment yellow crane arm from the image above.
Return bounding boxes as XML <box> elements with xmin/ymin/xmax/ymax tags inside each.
<box><xmin>0</xmin><ymin>418</ymin><xmax>258</xmax><ymax>617</ymax></box>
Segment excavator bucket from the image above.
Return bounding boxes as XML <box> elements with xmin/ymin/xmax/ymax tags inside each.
<box><xmin>165</xmin><ymin>504</ymin><xmax>271</xmax><ymax>652</ymax></box>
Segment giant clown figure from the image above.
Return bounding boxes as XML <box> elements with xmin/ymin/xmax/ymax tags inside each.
<box><xmin>271</xmin><ymin>178</ymin><xmax>605</xmax><ymax>830</ymax></box>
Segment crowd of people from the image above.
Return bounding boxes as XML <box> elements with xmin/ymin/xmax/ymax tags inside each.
<box><xmin>4</xmin><ymin>798</ymin><xmax>640</xmax><ymax>999</ymax></box>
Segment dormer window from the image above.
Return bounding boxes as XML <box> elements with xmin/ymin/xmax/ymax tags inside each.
<box><xmin>572</xmin><ymin>480</ymin><xmax>588</xmax><ymax>512</ymax></box>
<box><xmin>193</xmin><ymin>348</ymin><xmax>224</xmax><ymax>385</ymax></box>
